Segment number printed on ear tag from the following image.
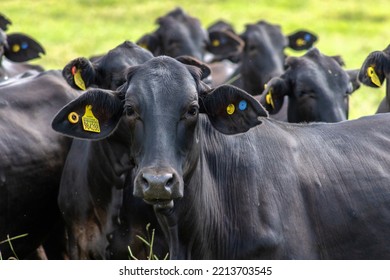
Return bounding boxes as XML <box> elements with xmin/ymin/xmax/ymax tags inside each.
<box><xmin>82</xmin><ymin>105</ymin><xmax>100</xmax><ymax>133</ymax></box>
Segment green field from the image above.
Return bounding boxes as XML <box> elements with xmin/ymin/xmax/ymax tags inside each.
<box><xmin>2</xmin><ymin>0</ymin><xmax>390</xmax><ymax>119</ymax></box>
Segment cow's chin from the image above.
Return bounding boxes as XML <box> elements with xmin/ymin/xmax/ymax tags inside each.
<box><xmin>144</xmin><ymin>199</ymin><xmax>174</xmax><ymax>210</ymax></box>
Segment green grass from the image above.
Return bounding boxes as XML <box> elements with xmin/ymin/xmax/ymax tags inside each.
<box><xmin>0</xmin><ymin>233</ymin><xmax>29</xmax><ymax>260</ymax></box>
<box><xmin>2</xmin><ymin>0</ymin><xmax>390</xmax><ymax>119</ymax></box>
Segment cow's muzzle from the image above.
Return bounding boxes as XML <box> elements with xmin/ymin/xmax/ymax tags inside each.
<box><xmin>133</xmin><ymin>167</ymin><xmax>183</xmax><ymax>209</ymax></box>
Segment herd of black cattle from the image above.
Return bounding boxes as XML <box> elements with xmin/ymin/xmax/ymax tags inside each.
<box><xmin>1</xmin><ymin>7</ymin><xmax>390</xmax><ymax>260</ymax></box>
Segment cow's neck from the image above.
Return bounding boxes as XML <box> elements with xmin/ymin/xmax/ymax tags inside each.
<box><xmin>164</xmin><ymin>117</ymin><xmax>282</xmax><ymax>259</ymax></box>
<box><xmin>87</xmin><ymin>130</ymin><xmax>132</xmax><ymax>190</ymax></box>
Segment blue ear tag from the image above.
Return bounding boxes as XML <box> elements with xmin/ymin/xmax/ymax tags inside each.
<box><xmin>238</xmin><ymin>100</ymin><xmax>247</xmax><ymax>111</ymax></box>
<box><xmin>21</xmin><ymin>42</ymin><xmax>29</xmax><ymax>50</ymax></box>
<box><xmin>304</xmin><ymin>34</ymin><xmax>311</xmax><ymax>42</ymax></box>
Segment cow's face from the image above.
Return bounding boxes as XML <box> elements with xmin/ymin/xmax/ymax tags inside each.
<box><xmin>122</xmin><ymin>58</ymin><xmax>202</xmax><ymax>209</ymax></box>
<box><xmin>262</xmin><ymin>48</ymin><xmax>355</xmax><ymax>123</ymax></box>
<box><xmin>52</xmin><ymin>56</ymin><xmax>267</xmax><ymax>209</ymax></box>
<box><xmin>137</xmin><ymin>8</ymin><xmax>209</xmax><ymax>61</ymax></box>
<box><xmin>240</xmin><ymin>22</ymin><xmax>287</xmax><ymax>95</ymax></box>
<box><xmin>239</xmin><ymin>21</ymin><xmax>317</xmax><ymax>96</ymax></box>
<box><xmin>358</xmin><ymin>45</ymin><xmax>390</xmax><ymax>88</ymax></box>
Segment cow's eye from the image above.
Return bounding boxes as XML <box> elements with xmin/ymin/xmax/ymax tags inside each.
<box><xmin>187</xmin><ymin>105</ymin><xmax>199</xmax><ymax>117</ymax></box>
<box><xmin>126</xmin><ymin>106</ymin><xmax>136</xmax><ymax>117</ymax></box>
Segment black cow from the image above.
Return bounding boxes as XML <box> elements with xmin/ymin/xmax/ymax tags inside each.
<box><xmin>57</xmin><ymin>41</ymin><xmax>168</xmax><ymax>259</ymax></box>
<box><xmin>136</xmin><ymin>7</ymin><xmax>243</xmax><ymax>86</ymax></box>
<box><xmin>237</xmin><ymin>21</ymin><xmax>317</xmax><ymax>94</ymax></box>
<box><xmin>0</xmin><ymin>13</ymin><xmax>45</xmax><ymax>82</ymax></box>
<box><xmin>52</xmin><ymin>55</ymin><xmax>390</xmax><ymax>259</ymax></box>
<box><xmin>358</xmin><ymin>44</ymin><xmax>390</xmax><ymax>113</ymax></box>
<box><xmin>260</xmin><ymin>48</ymin><xmax>359</xmax><ymax>123</ymax></box>
<box><xmin>210</xmin><ymin>20</ymin><xmax>318</xmax><ymax>121</ymax></box>
<box><xmin>137</xmin><ymin>7</ymin><xmax>242</xmax><ymax>61</ymax></box>
<box><xmin>0</xmin><ymin>70</ymin><xmax>79</xmax><ymax>259</ymax></box>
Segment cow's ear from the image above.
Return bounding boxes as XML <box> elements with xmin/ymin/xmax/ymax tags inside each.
<box><xmin>260</xmin><ymin>77</ymin><xmax>289</xmax><ymax>114</ymax></box>
<box><xmin>4</xmin><ymin>33</ymin><xmax>45</xmax><ymax>62</ymax></box>
<box><xmin>207</xmin><ymin>30</ymin><xmax>244</xmax><ymax>61</ymax></box>
<box><xmin>345</xmin><ymin>69</ymin><xmax>361</xmax><ymax>94</ymax></box>
<box><xmin>287</xmin><ymin>30</ymin><xmax>318</xmax><ymax>51</ymax></box>
<box><xmin>358</xmin><ymin>51</ymin><xmax>388</xmax><ymax>88</ymax></box>
<box><xmin>0</xmin><ymin>13</ymin><xmax>12</xmax><ymax>31</ymax></box>
<box><xmin>136</xmin><ymin>33</ymin><xmax>160</xmax><ymax>54</ymax></box>
<box><xmin>52</xmin><ymin>89</ymin><xmax>123</xmax><ymax>140</ymax></box>
<box><xmin>199</xmin><ymin>85</ymin><xmax>267</xmax><ymax>135</ymax></box>
<box><xmin>330</xmin><ymin>55</ymin><xmax>345</xmax><ymax>67</ymax></box>
<box><xmin>176</xmin><ymin>55</ymin><xmax>211</xmax><ymax>80</ymax></box>
<box><xmin>62</xmin><ymin>57</ymin><xmax>96</xmax><ymax>91</ymax></box>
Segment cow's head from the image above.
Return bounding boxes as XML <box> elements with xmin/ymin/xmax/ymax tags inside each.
<box><xmin>0</xmin><ymin>14</ymin><xmax>45</xmax><ymax>64</ymax></box>
<box><xmin>62</xmin><ymin>41</ymin><xmax>154</xmax><ymax>91</ymax></box>
<box><xmin>136</xmin><ymin>7</ymin><xmax>243</xmax><ymax>63</ymax></box>
<box><xmin>358</xmin><ymin>44</ymin><xmax>390</xmax><ymax>88</ymax></box>
<box><xmin>239</xmin><ymin>20</ymin><xmax>317</xmax><ymax>95</ymax></box>
<box><xmin>136</xmin><ymin>7</ymin><xmax>208</xmax><ymax>60</ymax></box>
<box><xmin>52</xmin><ymin>56</ymin><xmax>267</xmax><ymax>209</ymax></box>
<box><xmin>260</xmin><ymin>48</ymin><xmax>358</xmax><ymax>123</ymax></box>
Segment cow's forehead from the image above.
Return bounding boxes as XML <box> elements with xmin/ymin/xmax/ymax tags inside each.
<box><xmin>98</xmin><ymin>42</ymin><xmax>153</xmax><ymax>70</ymax></box>
<box><xmin>125</xmin><ymin>57</ymin><xmax>198</xmax><ymax>107</ymax></box>
<box><xmin>158</xmin><ymin>13</ymin><xmax>207</xmax><ymax>42</ymax></box>
<box><xmin>288</xmin><ymin>50</ymin><xmax>338</xmax><ymax>72</ymax></box>
<box><xmin>243</xmin><ymin>22</ymin><xmax>287</xmax><ymax>48</ymax></box>
<box><xmin>286</xmin><ymin>50</ymin><xmax>349</xmax><ymax>89</ymax></box>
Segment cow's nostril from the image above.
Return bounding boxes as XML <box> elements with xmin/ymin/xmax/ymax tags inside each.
<box><xmin>134</xmin><ymin>169</ymin><xmax>183</xmax><ymax>203</ymax></box>
<box><xmin>166</xmin><ymin>177</ymin><xmax>174</xmax><ymax>187</ymax></box>
<box><xmin>142</xmin><ymin>172</ymin><xmax>174</xmax><ymax>189</ymax></box>
<box><xmin>141</xmin><ymin>176</ymin><xmax>149</xmax><ymax>188</ymax></box>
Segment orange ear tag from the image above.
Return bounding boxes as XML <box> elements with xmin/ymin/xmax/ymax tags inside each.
<box><xmin>71</xmin><ymin>66</ymin><xmax>77</xmax><ymax>76</ymax></box>
<box><xmin>74</xmin><ymin>69</ymin><xmax>86</xmax><ymax>90</ymax></box>
<box><xmin>82</xmin><ymin>105</ymin><xmax>101</xmax><ymax>133</ymax></box>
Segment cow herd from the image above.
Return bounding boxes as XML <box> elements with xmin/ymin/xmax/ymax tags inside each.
<box><xmin>1</xmin><ymin>7</ymin><xmax>390</xmax><ymax>260</ymax></box>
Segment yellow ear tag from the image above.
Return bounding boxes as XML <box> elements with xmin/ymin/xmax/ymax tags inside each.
<box><xmin>296</xmin><ymin>38</ymin><xmax>306</xmax><ymax>47</ymax></box>
<box><xmin>68</xmin><ymin>112</ymin><xmax>79</xmax><ymax>124</ymax></box>
<box><xmin>367</xmin><ymin>66</ymin><xmax>381</xmax><ymax>87</ymax></box>
<box><xmin>12</xmin><ymin>44</ymin><xmax>21</xmax><ymax>53</ymax></box>
<box><xmin>74</xmin><ymin>69</ymin><xmax>86</xmax><ymax>90</ymax></box>
<box><xmin>265</xmin><ymin>90</ymin><xmax>275</xmax><ymax>109</ymax></box>
<box><xmin>226</xmin><ymin>104</ymin><xmax>235</xmax><ymax>115</ymax></box>
<box><xmin>82</xmin><ymin>105</ymin><xmax>101</xmax><ymax>133</ymax></box>
<box><xmin>212</xmin><ymin>39</ymin><xmax>220</xmax><ymax>47</ymax></box>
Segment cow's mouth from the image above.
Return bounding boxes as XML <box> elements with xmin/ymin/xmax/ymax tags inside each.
<box><xmin>143</xmin><ymin>198</ymin><xmax>174</xmax><ymax>209</ymax></box>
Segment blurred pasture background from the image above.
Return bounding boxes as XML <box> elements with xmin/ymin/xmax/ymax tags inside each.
<box><xmin>2</xmin><ymin>0</ymin><xmax>390</xmax><ymax>119</ymax></box>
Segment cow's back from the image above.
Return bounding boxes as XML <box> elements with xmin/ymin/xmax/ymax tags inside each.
<box><xmin>0</xmin><ymin>70</ymin><xmax>79</xmax><ymax>259</ymax></box>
